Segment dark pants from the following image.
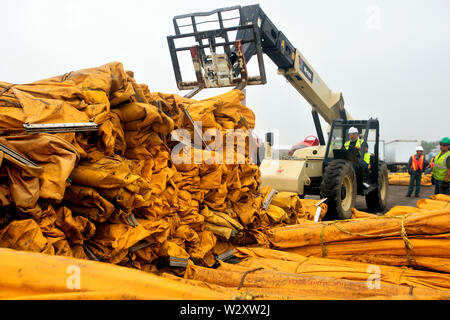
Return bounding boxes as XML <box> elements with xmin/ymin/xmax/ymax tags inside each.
<box><xmin>435</xmin><ymin>180</ymin><xmax>450</xmax><ymax>195</ymax></box>
<box><xmin>408</xmin><ymin>172</ymin><xmax>422</xmax><ymax>196</ymax></box>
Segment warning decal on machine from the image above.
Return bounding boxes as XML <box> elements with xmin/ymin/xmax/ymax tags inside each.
<box><xmin>299</xmin><ymin>57</ymin><xmax>314</xmax><ymax>83</ymax></box>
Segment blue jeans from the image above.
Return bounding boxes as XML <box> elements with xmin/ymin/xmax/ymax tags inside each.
<box><xmin>435</xmin><ymin>180</ymin><xmax>450</xmax><ymax>195</ymax></box>
<box><xmin>408</xmin><ymin>172</ymin><xmax>422</xmax><ymax>196</ymax></box>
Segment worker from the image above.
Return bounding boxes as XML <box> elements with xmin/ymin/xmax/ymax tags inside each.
<box><xmin>344</xmin><ymin>127</ymin><xmax>363</xmax><ymax>151</ymax></box>
<box><xmin>424</xmin><ymin>157</ymin><xmax>434</xmax><ymax>174</ymax></box>
<box><xmin>431</xmin><ymin>137</ymin><xmax>450</xmax><ymax>195</ymax></box>
<box><xmin>406</xmin><ymin>146</ymin><xmax>428</xmax><ymax>197</ymax></box>
<box><xmin>359</xmin><ymin>145</ymin><xmax>372</xmax><ymax>187</ymax></box>
<box><xmin>345</xmin><ymin>127</ymin><xmax>370</xmax><ymax>172</ymax></box>
<box><xmin>363</xmin><ymin>145</ymin><xmax>371</xmax><ymax>168</ymax></box>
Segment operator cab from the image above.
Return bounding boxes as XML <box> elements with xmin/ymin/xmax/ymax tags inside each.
<box><xmin>324</xmin><ymin>119</ymin><xmax>381</xmax><ymax>196</ymax></box>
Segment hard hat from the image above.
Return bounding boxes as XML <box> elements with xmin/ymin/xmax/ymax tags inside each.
<box><xmin>416</xmin><ymin>146</ymin><xmax>424</xmax><ymax>152</ymax></box>
<box><xmin>440</xmin><ymin>137</ymin><xmax>450</xmax><ymax>145</ymax></box>
<box><xmin>348</xmin><ymin>127</ymin><xmax>358</xmax><ymax>134</ymax></box>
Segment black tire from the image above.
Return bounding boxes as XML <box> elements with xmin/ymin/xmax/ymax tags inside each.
<box><xmin>320</xmin><ymin>160</ymin><xmax>357</xmax><ymax>220</ymax></box>
<box><xmin>365</xmin><ymin>161</ymin><xmax>389</xmax><ymax>212</ymax></box>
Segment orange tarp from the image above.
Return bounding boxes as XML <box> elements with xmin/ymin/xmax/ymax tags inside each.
<box><xmin>417</xmin><ymin>199</ymin><xmax>449</xmax><ymax>210</ymax></box>
<box><xmin>267</xmin><ymin>208</ymin><xmax>450</xmax><ymax>249</ymax></box>
<box><xmin>321</xmin><ymin>255</ymin><xmax>450</xmax><ymax>274</ymax></box>
<box><xmin>233</xmin><ymin>247</ymin><xmax>450</xmax><ymax>291</ymax></box>
<box><xmin>389</xmin><ymin>173</ymin><xmax>432</xmax><ymax>186</ymax></box>
<box><xmin>2</xmin><ymin>61</ymin><xmax>450</xmax><ymax>300</ymax></box>
<box><xmin>0</xmin><ymin>61</ymin><xmax>318</xmax><ymax>277</ymax></box>
<box><xmin>184</xmin><ymin>260</ymin><xmax>450</xmax><ymax>300</ymax></box>
<box><xmin>432</xmin><ymin>194</ymin><xmax>450</xmax><ymax>202</ymax></box>
<box><xmin>0</xmin><ymin>248</ymin><xmax>232</xmax><ymax>300</ymax></box>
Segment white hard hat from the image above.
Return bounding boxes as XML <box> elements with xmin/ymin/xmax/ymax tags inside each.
<box><xmin>348</xmin><ymin>127</ymin><xmax>358</xmax><ymax>134</ymax></box>
<box><xmin>416</xmin><ymin>146</ymin><xmax>424</xmax><ymax>152</ymax></box>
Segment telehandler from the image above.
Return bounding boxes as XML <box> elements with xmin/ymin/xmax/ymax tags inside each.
<box><xmin>167</xmin><ymin>4</ymin><xmax>388</xmax><ymax>220</ymax></box>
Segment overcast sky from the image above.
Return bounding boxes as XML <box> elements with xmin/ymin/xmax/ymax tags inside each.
<box><xmin>1</xmin><ymin>0</ymin><xmax>449</xmax><ymax>147</ymax></box>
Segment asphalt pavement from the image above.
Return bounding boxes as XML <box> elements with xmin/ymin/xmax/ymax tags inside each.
<box><xmin>354</xmin><ymin>184</ymin><xmax>435</xmax><ymax>214</ymax></box>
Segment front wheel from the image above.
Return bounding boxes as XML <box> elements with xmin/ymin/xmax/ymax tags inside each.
<box><xmin>365</xmin><ymin>162</ymin><xmax>389</xmax><ymax>212</ymax></box>
<box><xmin>320</xmin><ymin>160</ymin><xmax>357</xmax><ymax>220</ymax></box>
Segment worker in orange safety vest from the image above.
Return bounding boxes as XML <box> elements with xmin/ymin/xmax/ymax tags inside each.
<box><xmin>406</xmin><ymin>146</ymin><xmax>429</xmax><ymax>197</ymax></box>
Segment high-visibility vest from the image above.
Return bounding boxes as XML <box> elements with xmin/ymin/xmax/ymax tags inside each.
<box><xmin>344</xmin><ymin>139</ymin><xmax>363</xmax><ymax>150</ymax></box>
<box><xmin>432</xmin><ymin>151</ymin><xmax>450</xmax><ymax>181</ymax></box>
<box><xmin>410</xmin><ymin>155</ymin><xmax>424</xmax><ymax>171</ymax></box>
<box><xmin>363</xmin><ymin>152</ymin><xmax>371</xmax><ymax>166</ymax></box>
<box><xmin>430</xmin><ymin>157</ymin><xmax>434</xmax><ymax>169</ymax></box>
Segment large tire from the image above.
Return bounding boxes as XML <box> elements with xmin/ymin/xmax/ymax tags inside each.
<box><xmin>320</xmin><ymin>160</ymin><xmax>357</xmax><ymax>220</ymax></box>
<box><xmin>365</xmin><ymin>161</ymin><xmax>389</xmax><ymax>212</ymax></box>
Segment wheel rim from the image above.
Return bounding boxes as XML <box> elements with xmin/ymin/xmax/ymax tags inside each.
<box><xmin>341</xmin><ymin>175</ymin><xmax>353</xmax><ymax>212</ymax></box>
<box><xmin>380</xmin><ymin>171</ymin><xmax>387</xmax><ymax>202</ymax></box>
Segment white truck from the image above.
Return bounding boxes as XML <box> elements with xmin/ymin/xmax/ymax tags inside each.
<box><xmin>384</xmin><ymin>140</ymin><xmax>419</xmax><ymax>172</ymax></box>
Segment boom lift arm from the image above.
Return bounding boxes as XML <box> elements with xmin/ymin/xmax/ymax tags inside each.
<box><xmin>167</xmin><ymin>4</ymin><xmax>352</xmax><ymax>144</ymax></box>
<box><xmin>235</xmin><ymin>5</ymin><xmax>351</xmax><ymax>124</ymax></box>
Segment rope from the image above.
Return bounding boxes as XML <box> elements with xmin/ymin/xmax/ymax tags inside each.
<box><xmin>319</xmin><ymin>215</ymin><xmax>415</xmax><ymax>266</ymax></box>
<box><xmin>400</xmin><ymin>218</ymin><xmax>414</xmax><ymax>266</ymax></box>
<box><xmin>0</xmin><ymin>98</ymin><xmax>21</xmax><ymax>107</ymax></box>
<box><xmin>330</xmin><ymin>219</ymin><xmax>403</xmax><ymax>239</ymax></box>
<box><xmin>320</xmin><ymin>223</ymin><xmax>327</xmax><ymax>257</ymax></box>
<box><xmin>0</xmin><ymin>84</ymin><xmax>15</xmax><ymax>96</ymax></box>
<box><xmin>61</xmin><ymin>71</ymin><xmax>73</xmax><ymax>82</ymax></box>
<box><xmin>294</xmin><ymin>257</ymin><xmax>312</xmax><ymax>274</ymax></box>
<box><xmin>396</xmin><ymin>266</ymin><xmax>410</xmax><ymax>287</ymax></box>
<box><xmin>232</xmin><ymin>291</ymin><xmax>264</xmax><ymax>300</ymax></box>
<box><xmin>237</xmin><ymin>267</ymin><xmax>263</xmax><ymax>290</ymax></box>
